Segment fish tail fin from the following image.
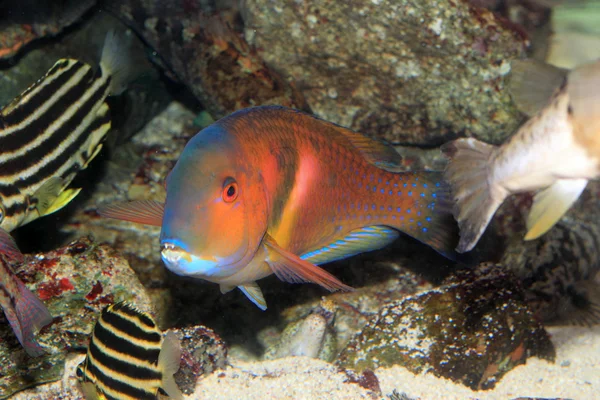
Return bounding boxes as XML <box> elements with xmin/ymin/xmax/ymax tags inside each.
<box><xmin>100</xmin><ymin>30</ymin><xmax>134</xmax><ymax>96</ymax></box>
<box><xmin>441</xmin><ymin>138</ymin><xmax>506</xmax><ymax>253</ymax></box>
<box><xmin>13</xmin><ymin>279</ymin><xmax>53</xmax><ymax>357</ymax></box>
<box><xmin>159</xmin><ymin>331</ymin><xmax>184</xmax><ymax>400</ymax></box>
<box><xmin>399</xmin><ymin>171</ymin><xmax>459</xmax><ymax>260</ymax></box>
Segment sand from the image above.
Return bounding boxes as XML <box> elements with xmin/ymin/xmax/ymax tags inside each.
<box><xmin>13</xmin><ymin>324</ymin><xmax>598</xmax><ymax>399</ymax></box>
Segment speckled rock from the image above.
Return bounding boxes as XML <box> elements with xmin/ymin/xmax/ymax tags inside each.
<box><xmin>243</xmin><ymin>0</ymin><xmax>527</xmax><ymax>145</ymax></box>
<box><xmin>336</xmin><ymin>262</ymin><xmax>555</xmax><ymax>390</ymax></box>
<box><xmin>103</xmin><ymin>0</ymin><xmax>308</xmax><ymax>119</ymax></box>
<box><xmin>0</xmin><ymin>0</ymin><xmax>96</xmax><ymax>60</ymax></box>
<box><xmin>0</xmin><ymin>237</ymin><xmax>152</xmax><ymax>399</ymax></box>
<box><xmin>172</xmin><ymin>325</ymin><xmax>229</xmax><ymax>395</ymax></box>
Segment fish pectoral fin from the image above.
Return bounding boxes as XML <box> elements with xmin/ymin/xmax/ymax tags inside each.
<box><xmin>97</xmin><ymin>200</ymin><xmax>164</xmax><ymax>226</ymax></box>
<box><xmin>509</xmin><ymin>59</ymin><xmax>568</xmax><ymax>117</ymax></box>
<box><xmin>42</xmin><ymin>188</ymin><xmax>82</xmax><ymax>216</ymax></box>
<box><xmin>158</xmin><ymin>331</ymin><xmax>184</xmax><ymax>400</ymax></box>
<box><xmin>0</xmin><ymin>229</ymin><xmax>23</xmax><ymax>261</ymax></box>
<box><xmin>300</xmin><ymin>226</ymin><xmax>399</xmax><ymax>266</ymax></box>
<box><xmin>263</xmin><ymin>234</ymin><xmax>353</xmax><ymax>292</ymax></box>
<box><xmin>33</xmin><ymin>177</ymin><xmax>66</xmax><ymax>216</ymax></box>
<box><xmin>525</xmin><ymin>178</ymin><xmax>588</xmax><ymax>241</ymax></box>
<box><xmin>238</xmin><ymin>282</ymin><xmax>267</xmax><ymax>310</ymax></box>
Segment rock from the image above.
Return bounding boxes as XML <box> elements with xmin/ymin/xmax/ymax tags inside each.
<box><xmin>243</xmin><ymin>0</ymin><xmax>527</xmax><ymax>145</ymax></box>
<box><xmin>103</xmin><ymin>0</ymin><xmax>308</xmax><ymax>120</ymax></box>
<box><xmin>0</xmin><ymin>237</ymin><xmax>152</xmax><ymax>399</ymax></box>
<box><xmin>171</xmin><ymin>325</ymin><xmax>229</xmax><ymax>395</ymax></box>
<box><xmin>0</xmin><ymin>0</ymin><xmax>96</xmax><ymax>60</ymax></box>
<box><xmin>336</xmin><ymin>262</ymin><xmax>555</xmax><ymax>390</ymax></box>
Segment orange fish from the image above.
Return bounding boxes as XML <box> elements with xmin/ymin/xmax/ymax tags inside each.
<box><xmin>99</xmin><ymin>106</ymin><xmax>457</xmax><ymax>309</ymax></box>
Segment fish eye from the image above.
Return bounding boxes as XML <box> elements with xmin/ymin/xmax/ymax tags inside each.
<box><xmin>222</xmin><ymin>178</ymin><xmax>238</xmax><ymax>203</ymax></box>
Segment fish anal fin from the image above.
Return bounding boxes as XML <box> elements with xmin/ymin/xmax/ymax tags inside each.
<box><xmin>79</xmin><ymin>382</ymin><xmax>101</xmax><ymax>400</ymax></box>
<box><xmin>158</xmin><ymin>331</ymin><xmax>184</xmax><ymax>400</ymax></box>
<box><xmin>97</xmin><ymin>200</ymin><xmax>164</xmax><ymax>226</ymax></box>
<box><xmin>42</xmin><ymin>188</ymin><xmax>82</xmax><ymax>217</ymax></box>
<box><xmin>525</xmin><ymin>178</ymin><xmax>587</xmax><ymax>241</ymax></box>
<box><xmin>300</xmin><ymin>226</ymin><xmax>399</xmax><ymax>266</ymax></box>
<box><xmin>0</xmin><ymin>229</ymin><xmax>23</xmax><ymax>261</ymax></box>
<box><xmin>238</xmin><ymin>282</ymin><xmax>267</xmax><ymax>310</ymax></box>
<box><xmin>263</xmin><ymin>234</ymin><xmax>353</xmax><ymax>292</ymax></box>
<box><xmin>509</xmin><ymin>59</ymin><xmax>568</xmax><ymax>117</ymax></box>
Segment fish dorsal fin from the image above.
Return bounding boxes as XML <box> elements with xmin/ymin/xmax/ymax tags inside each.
<box><xmin>332</xmin><ymin>124</ymin><xmax>405</xmax><ymax>172</ymax></box>
<box><xmin>238</xmin><ymin>282</ymin><xmax>267</xmax><ymax>310</ymax></box>
<box><xmin>300</xmin><ymin>226</ymin><xmax>399</xmax><ymax>266</ymax></box>
<box><xmin>263</xmin><ymin>234</ymin><xmax>353</xmax><ymax>292</ymax></box>
<box><xmin>42</xmin><ymin>188</ymin><xmax>82</xmax><ymax>217</ymax></box>
<box><xmin>509</xmin><ymin>59</ymin><xmax>568</xmax><ymax>117</ymax></box>
<box><xmin>158</xmin><ymin>331</ymin><xmax>184</xmax><ymax>400</ymax></box>
<box><xmin>525</xmin><ymin>178</ymin><xmax>587</xmax><ymax>241</ymax></box>
<box><xmin>97</xmin><ymin>200</ymin><xmax>164</xmax><ymax>226</ymax></box>
<box><xmin>0</xmin><ymin>229</ymin><xmax>23</xmax><ymax>261</ymax></box>
<box><xmin>33</xmin><ymin>177</ymin><xmax>66</xmax><ymax>216</ymax></box>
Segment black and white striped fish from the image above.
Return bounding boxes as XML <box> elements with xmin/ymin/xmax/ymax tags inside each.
<box><xmin>0</xmin><ymin>31</ymin><xmax>131</xmax><ymax>356</ymax></box>
<box><xmin>76</xmin><ymin>302</ymin><xmax>183</xmax><ymax>400</ymax></box>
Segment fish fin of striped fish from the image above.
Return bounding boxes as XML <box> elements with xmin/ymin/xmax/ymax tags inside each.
<box><xmin>33</xmin><ymin>177</ymin><xmax>66</xmax><ymax>216</ymax></box>
<box><xmin>14</xmin><ymin>279</ymin><xmax>53</xmax><ymax>357</ymax></box>
<box><xmin>100</xmin><ymin>30</ymin><xmax>134</xmax><ymax>96</ymax></box>
<box><xmin>300</xmin><ymin>226</ymin><xmax>399</xmax><ymax>266</ymax></box>
<box><xmin>97</xmin><ymin>200</ymin><xmax>164</xmax><ymax>226</ymax></box>
<box><xmin>238</xmin><ymin>282</ymin><xmax>267</xmax><ymax>310</ymax></box>
<box><xmin>525</xmin><ymin>178</ymin><xmax>587</xmax><ymax>241</ymax></box>
<box><xmin>82</xmin><ymin>142</ymin><xmax>105</xmax><ymax>170</ymax></box>
<box><xmin>158</xmin><ymin>331</ymin><xmax>184</xmax><ymax>400</ymax></box>
<box><xmin>42</xmin><ymin>188</ymin><xmax>82</xmax><ymax>217</ymax></box>
<box><xmin>332</xmin><ymin>124</ymin><xmax>405</xmax><ymax>172</ymax></box>
<box><xmin>263</xmin><ymin>234</ymin><xmax>354</xmax><ymax>292</ymax></box>
<box><xmin>79</xmin><ymin>381</ymin><xmax>101</xmax><ymax>400</ymax></box>
<box><xmin>0</xmin><ymin>229</ymin><xmax>23</xmax><ymax>261</ymax></box>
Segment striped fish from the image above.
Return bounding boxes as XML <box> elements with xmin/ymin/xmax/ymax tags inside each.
<box><xmin>76</xmin><ymin>302</ymin><xmax>183</xmax><ymax>400</ymax></box>
<box><xmin>0</xmin><ymin>31</ymin><xmax>131</xmax><ymax>356</ymax></box>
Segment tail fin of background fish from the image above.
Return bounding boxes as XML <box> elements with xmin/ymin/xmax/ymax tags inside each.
<box><xmin>401</xmin><ymin>171</ymin><xmax>459</xmax><ymax>260</ymax></box>
<box><xmin>441</xmin><ymin>138</ymin><xmax>505</xmax><ymax>253</ymax></box>
<box><xmin>0</xmin><ymin>257</ymin><xmax>52</xmax><ymax>357</ymax></box>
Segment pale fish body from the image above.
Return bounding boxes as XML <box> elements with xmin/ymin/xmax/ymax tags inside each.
<box><xmin>443</xmin><ymin>58</ymin><xmax>600</xmax><ymax>253</ymax></box>
<box><xmin>99</xmin><ymin>106</ymin><xmax>458</xmax><ymax>309</ymax></box>
<box><xmin>0</xmin><ymin>31</ymin><xmax>131</xmax><ymax>355</ymax></box>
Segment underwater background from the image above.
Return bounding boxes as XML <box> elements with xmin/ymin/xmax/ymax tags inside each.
<box><xmin>0</xmin><ymin>0</ymin><xmax>599</xmax><ymax>399</ymax></box>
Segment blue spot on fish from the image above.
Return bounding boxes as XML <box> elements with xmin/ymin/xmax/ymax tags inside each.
<box><xmin>396</xmin><ymin>207</ymin><xmax>401</xmax><ymax>212</ymax></box>
<box><xmin>403</xmin><ymin>183</ymin><xmax>407</xmax><ymax>188</ymax></box>
<box><xmin>423</xmin><ymin>183</ymin><xmax>428</xmax><ymax>188</ymax></box>
<box><xmin>408</xmin><ymin>191</ymin><xmax>413</xmax><ymax>196</ymax></box>
<box><xmin>372</xmin><ymin>204</ymin><xmax>376</xmax><ymax>210</ymax></box>
<box><xmin>412</xmin><ymin>183</ymin><xmax>417</xmax><ymax>187</ymax></box>
<box><xmin>380</xmin><ymin>188</ymin><xmax>385</xmax><ymax>194</ymax></box>
<box><xmin>435</xmin><ymin>182</ymin><xmax>440</xmax><ymax>187</ymax></box>
<box><xmin>426</xmin><ymin>217</ymin><xmax>432</xmax><ymax>222</ymax></box>
<box><xmin>422</xmin><ymin>227</ymin><xmax>428</xmax><ymax>233</ymax></box>
<box><xmin>388</xmin><ymin>190</ymin><xmax>393</xmax><ymax>195</ymax></box>
<box><xmin>420</xmin><ymin>193</ymin><xmax>425</xmax><ymax>197</ymax></box>
<box><xmin>407</xmin><ymin>209</ymin><xmax>412</xmax><ymax>213</ymax></box>
<box><xmin>432</xmin><ymin>193</ymin><xmax>437</xmax><ymax>198</ymax></box>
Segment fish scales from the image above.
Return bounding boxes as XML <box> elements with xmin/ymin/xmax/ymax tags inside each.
<box><xmin>221</xmin><ymin>107</ymin><xmax>452</xmax><ymax>257</ymax></box>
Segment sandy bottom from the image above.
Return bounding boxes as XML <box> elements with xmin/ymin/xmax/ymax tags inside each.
<box><xmin>14</xmin><ymin>325</ymin><xmax>598</xmax><ymax>399</ymax></box>
<box><xmin>195</xmin><ymin>324</ymin><xmax>599</xmax><ymax>400</ymax></box>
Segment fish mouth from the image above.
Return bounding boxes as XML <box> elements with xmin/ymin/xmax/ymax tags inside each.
<box><xmin>160</xmin><ymin>241</ymin><xmax>220</xmax><ymax>277</ymax></box>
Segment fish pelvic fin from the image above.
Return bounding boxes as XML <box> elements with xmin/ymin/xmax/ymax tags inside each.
<box><xmin>100</xmin><ymin>30</ymin><xmax>134</xmax><ymax>96</ymax></box>
<box><xmin>442</xmin><ymin>138</ymin><xmax>506</xmax><ymax>253</ymax></box>
<box><xmin>525</xmin><ymin>178</ymin><xmax>587</xmax><ymax>241</ymax></box>
<box><xmin>263</xmin><ymin>234</ymin><xmax>354</xmax><ymax>292</ymax></box>
<box><xmin>33</xmin><ymin>177</ymin><xmax>66</xmax><ymax>216</ymax></box>
<box><xmin>238</xmin><ymin>282</ymin><xmax>267</xmax><ymax>310</ymax></box>
<box><xmin>158</xmin><ymin>331</ymin><xmax>184</xmax><ymax>400</ymax></box>
<box><xmin>13</xmin><ymin>279</ymin><xmax>53</xmax><ymax>357</ymax></box>
<box><xmin>97</xmin><ymin>200</ymin><xmax>164</xmax><ymax>226</ymax></box>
